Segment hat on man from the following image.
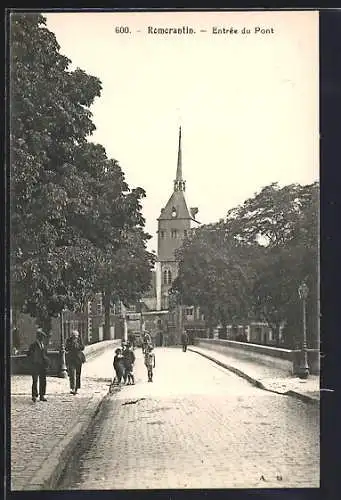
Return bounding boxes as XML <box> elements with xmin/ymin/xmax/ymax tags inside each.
<box><xmin>36</xmin><ymin>328</ymin><xmax>47</xmax><ymax>337</ymax></box>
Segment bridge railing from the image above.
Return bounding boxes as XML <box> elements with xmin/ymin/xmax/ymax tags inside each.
<box><xmin>193</xmin><ymin>338</ymin><xmax>320</xmax><ymax>375</ymax></box>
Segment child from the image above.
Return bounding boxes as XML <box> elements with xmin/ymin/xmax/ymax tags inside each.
<box><xmin>144</xmin><ymin>345</ymin><xmax>156</xmax><ymax>382</ymax></box>
<box><xmin>123</xmin><ymin>344</ymin><xmax>136</xmax><ymax>385</ymax></box>
<box><xmin>113</xmin><ymin>348</ymin><xmax>125</xmax><ymax>386</ymax></box>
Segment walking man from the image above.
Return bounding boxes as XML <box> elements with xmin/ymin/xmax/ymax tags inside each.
<box><xmin>65</xmin><ymin>330</ymin><xmax>85</xmax><ymax>395</ymax></box>
<box><xmin>27</xmin><ymin>328</ymin><xmax>50</xmax><ymax>402</ymax></box>
<box><xmin>181</xmin><ymin>330</ymin><xmax>188</xmax><ymax>352</ymax></box>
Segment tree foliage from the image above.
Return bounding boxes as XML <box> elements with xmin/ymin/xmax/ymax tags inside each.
<box><xmin>172</xmin><ymin>224</ymin><xmax>255</xmax><ymax>336</ymax></box>
<box><xmin>11</xmin><ymin>14</ymin><xmax>154</xmax><ymax>332</ymax></box>
<box><xmin>172</xmin><ymin>182</ymin><xmax>319</xmax><ymax>347</ymax></box>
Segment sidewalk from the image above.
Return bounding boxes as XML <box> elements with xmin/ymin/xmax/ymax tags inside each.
<box><xmin>188</xmin><ymin>345</ymin><xmax>320</xmax><ymax>404</ymax></box>
<box><xmin>10</xmin><ymin>343</ymin><xmax>116</xmax><ymax>491</ymax></box>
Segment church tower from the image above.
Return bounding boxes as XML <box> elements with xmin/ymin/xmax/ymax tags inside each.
<box><xmin>155</xmin><ymin>127</ymin><xmax>199</xmax><ymax>311</ymax></box>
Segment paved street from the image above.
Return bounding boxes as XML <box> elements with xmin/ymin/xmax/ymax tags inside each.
<box><xmin>11</xmin><ymin>345</ymin><xmax>116</xmax><ymax>491</ymax></box>
<box><xmin>58</xmin><ymin>347</ymin><xmax>319</xmax><ymax>490</ymax></box>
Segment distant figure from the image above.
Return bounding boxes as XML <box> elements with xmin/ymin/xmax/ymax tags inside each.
<box><xmin>128</xmin><ymin>333</ymin><xmax>135</xmax><ymax>349</ymax></box>
<box><xmin>181</xmin><ymin>331</ymin><xmax>188</xmax><ymax>352</ymax></box>
<box><xmin>65</xmin><ymin>330</ymin><xmax>86</xmax><ymax>395</ymax></box>
<box><xmin>27</xmin><ymin>328</ymin><xmax>50</xmax><ymax>402</ymax></box>
<box><xmin>142</xmin><ymin>331</ymin><xmax>152</xmax><ymax>354</ymax></box>
<box><xmin>113</xmin><ymin>347</ymin><xmax>125</xmax><ymax>386</ymax></box>
<box><xmin>123</xmin><ymin>344</ymin><xmax>136</xmax><ymax>385</ymax></box>
<box><xmin>144</xmin><ymin>345</ymin><xmax>156</xmax><ymax>382</ymax></box>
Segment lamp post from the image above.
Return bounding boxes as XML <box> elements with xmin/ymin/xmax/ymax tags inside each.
<box><xmin>298</xmin><ymin>281</ymin><xmax>309</xmax><ymax>379</ymax></box>
<box><xmin>59</xmin><ymin>308</ymin><xmax>68</xmax><ymax>378</ymax></box>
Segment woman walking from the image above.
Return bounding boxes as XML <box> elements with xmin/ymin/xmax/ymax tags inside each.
<box><xmin>65</xmin><ymin>330</ymin><xmax>86</xmax><ymax>395</ymax></box>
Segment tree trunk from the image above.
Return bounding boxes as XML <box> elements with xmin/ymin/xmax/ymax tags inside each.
<box><xmin>103</xmin><ymin>291</ymin><xmax>111</xmax><ymax>341</ymax></box>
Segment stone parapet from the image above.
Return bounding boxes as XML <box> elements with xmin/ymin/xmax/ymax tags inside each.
<box><xmin>10</xmin><ymin>339</ymin><xmax>121</xmax><ymax>376</ymax></box>
<box><xmin>194</xmin><ymin>338</ymin><xmax>319</xmax><ymax>375</ymax></box>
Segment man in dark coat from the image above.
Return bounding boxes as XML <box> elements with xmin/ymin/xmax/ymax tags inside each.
<box><xmin>181</xmin><ymin>330</ymin><xmax>188</xmax><ymax>352</ymax></box>
<box><xmin>65</xmin><ymin>330</ymin><xmax>85</xmax><ymax>395</ymax></box>
<box><xmin>27</xmin><ymin>328</ymin><xmax>50</xmax><ymax>402</ymax></box>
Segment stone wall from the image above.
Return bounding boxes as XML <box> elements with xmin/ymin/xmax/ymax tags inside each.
<box><xmin>194</xmin><ymin>338</ymin><xmax>319</xmax><ymax>375</ymax></box>
<box><xmin>10</xmin><ymin>340</ymin><xmax>121</xmax><ymax>377</ymax></box>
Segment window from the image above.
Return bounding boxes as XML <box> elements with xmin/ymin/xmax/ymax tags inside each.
<box><xmin>163</xmin><ymin>269</ymin><xmax>172</xmax><ymax>285</ymax></box>
<box><xmin>160</xmin><ymin>230</ymin><xmax>165</xmax><ymax>239</ymax></box>
<box><xmin>171</xmin><ymin>229</ymin><xmax>178</xmax><ymax>239</ymax></box>
<box><xmin>171</xmin><ymin>207</ymin><xmax>177</xmax><ymax>218</ymax></box>
<box><xmin>184</xmin><ymin>230</ymin><xmax>188</xmax><ymax>237</ymax></box>
<box><xmin>185</xmin><ymin>308</ymin><xmax>193</xmax><ymax>316</ymax></box>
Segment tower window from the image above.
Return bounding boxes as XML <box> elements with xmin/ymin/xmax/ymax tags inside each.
<box><xmin>171</xmin><ymin>229</ymin><xmax>178</xmax><ymax>239</ymax></box>
<box><xmin>163</xmin><ymin>269</ymin><xmax>172</xmax><ymax>285</ymax></box>
<box><xmin>171</xmin><ymin>207</ymin><xmax>177</xmax><ymax>218</ymax></box>
<box><xmin>160</xmin><ymin>230</ymin><xmax>165</xmax><ymax>239</ymax></box>
<box><xmin>184</xmin><ymin>230</ymin><xmax>188</xmax><ymax>237</ymax></box>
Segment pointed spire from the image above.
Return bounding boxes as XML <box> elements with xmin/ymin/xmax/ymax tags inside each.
<box><xmin>174</xmin><ymin>126</ymin><xmax>185</xmax><ymax>191</ymax></box>
<box><xmin>176</xmin><ymin>126</ymin><xmax>182</xmax><ymax>181</ymax></box>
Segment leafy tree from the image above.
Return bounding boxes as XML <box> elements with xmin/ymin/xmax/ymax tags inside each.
<box><xmin>172</xmin><ymin>182</ymin><xmax>318</xmax><ymax>347</ymax></box>
<box><xmin>225</xmin><ymin>182</ymin><xmax>319</xmax><ymax>347</ymax></box>
<box><xmin>225</xmin><ymin>182</ymin><xmax>310</xmax><ymax>247</ymax></box>
<box><xmin>10</xmin><ymin>14</ymin><xmax>154</xmax><ymax>336</ymax></box>
<box><xmin>172</xmin><ymin>224</ymin><xmax>254</xmax><ymax>338</ymax></box>
<box><xmin>11</xmin><ymin>13</ymin><xmax>103</xmax><ymax>330</ymax></box>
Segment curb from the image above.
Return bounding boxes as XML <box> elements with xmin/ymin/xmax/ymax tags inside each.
<box><xmin>285</xmin><ymin>390</ymin><xmax>320</xmax><ymax>405</ymax></box>
<box><xmin>26</xmin><ymin>390</ymin><xmax>109</xmax><ymax>490</ymax></box>
<box><xmin>188</xmin><ymin>347</ymin><xmax>319</xmax><ymax>405</ymax></box>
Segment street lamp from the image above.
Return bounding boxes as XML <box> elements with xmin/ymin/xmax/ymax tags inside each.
<box><xmin>298</xmin><ymin>281</ymin><xmax>309</xmax><ymax>379</ymax></box>
<box><xmin>59</xmin><ymin>308</ymin><xmax>68</xmax><ymax>378</ymax></box>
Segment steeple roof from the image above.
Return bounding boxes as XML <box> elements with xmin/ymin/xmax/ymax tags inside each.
<box><xmin>158</xmin><ymin>190</ymin><xmax>192</xmax><ymax>220</ymax></box>
<box><xmin>175</xmin><ymin>126</ymin><xmax>182</xmax><ymax>181</ymax></box>
<box><xmin>158</xmin><ymin>126</ymin><xmax>199</xmax><ymax>222</ymax></box>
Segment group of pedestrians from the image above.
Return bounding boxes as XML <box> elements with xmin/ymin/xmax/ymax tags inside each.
<box><xmin>112</xmin><ymin>331</ymin><xmax>156</xmax><ymax>385</ymax></box>
<box><xmin>26</xmin><ymin>327</ymin><xmax>187</xmax><ymax>401</ymax></box>
<box><xmin>27</xmin><ymin>328</ymin><xmax>86</xmax><ymax>402</ymax></box>
<box><xmin>113</xmin><ymin>342</ymin><xmax>136</xmax><ymax>386</ymax></box>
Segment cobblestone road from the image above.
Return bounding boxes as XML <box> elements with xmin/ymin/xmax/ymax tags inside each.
<box><xmin>11</xmin><ymin>347</ymin><xmax>115</xmax><ymax>491</ymax></box>
<box><xmin>58</xmin><ymin>347</ymin><xmax>319</xmax><ymax>490</ymax></box>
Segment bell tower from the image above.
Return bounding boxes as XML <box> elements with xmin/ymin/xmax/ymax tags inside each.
<box><xmin>155</xmin><ymin>127</ymin><xmax>199</xmax><ymax>311</ymax></box>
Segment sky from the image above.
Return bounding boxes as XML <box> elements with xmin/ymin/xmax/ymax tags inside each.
<box><xmin>44</xmin><ymin>10</ymin><xmax>319</xmax><ymax>253</ymax></box>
